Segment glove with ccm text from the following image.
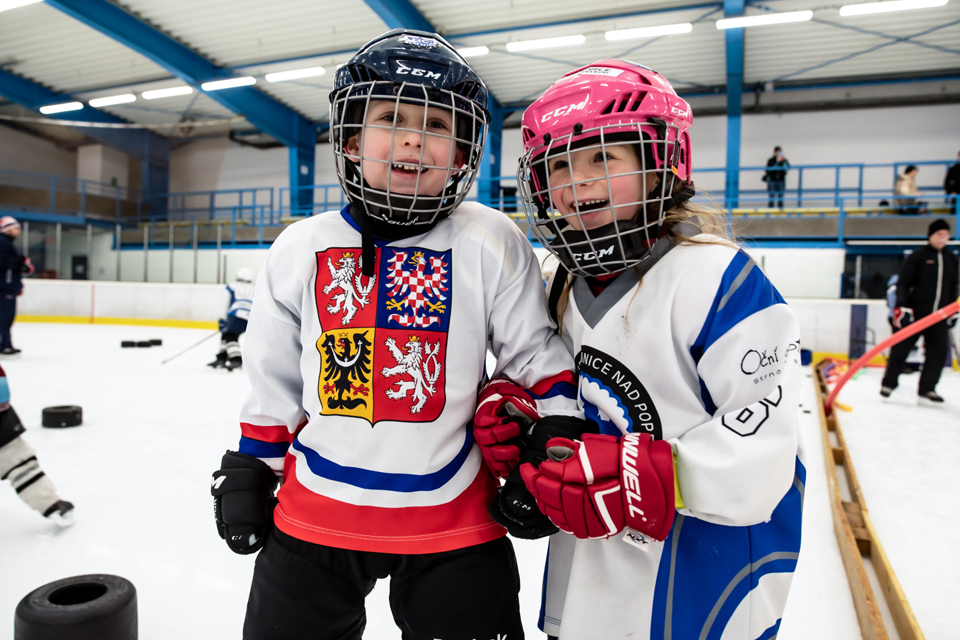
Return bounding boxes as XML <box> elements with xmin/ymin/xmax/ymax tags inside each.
<box><xmin>893</xmin><ymin>307</ymin><xmax>914</xmax><ymax>330</ymax></box>
<box><xmin>488</xmin><ymin>415</ymin><xmax>599</xmax><ymax>539</ymax></box>
<box><xmin>212</xmin><ymin>450</ymin><xmax>279</xmax><ymax>555</ymax></box>
<box><xmin>520</xmin><ymin>432</ymin><xmax>676</xmax><ymax>541</ymax></box>
<box><xmin>473</xmin><ymin>379</ymin><xmax>540</xmax><ymax>478</ymax></box>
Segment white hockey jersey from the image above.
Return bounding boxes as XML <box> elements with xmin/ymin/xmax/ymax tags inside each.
<box><xmin>541</xmin><ymin>235</ymin><xmax>804</xmax><ymax>640</ymax></box>
<box><xmin>224</xmin><ymin>280</ymin><xmax>255</xmax><ymax>320</ymax></box>
<box><xmin>238</xmin><ymin>203</ymin><xmax>576</xmax><ymax>554</ymax></box>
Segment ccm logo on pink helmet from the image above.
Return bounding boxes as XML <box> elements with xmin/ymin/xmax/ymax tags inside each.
<box><xmin>540</xmin><ymin>96</ymin><xmax>589</xmax><ymax>123</ymax></box>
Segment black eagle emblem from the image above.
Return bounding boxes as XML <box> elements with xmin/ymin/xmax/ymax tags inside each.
<box><xmin>320</xmin><ymin>332</ymin><xmax>372</xmax><ymax>410</ymax></box>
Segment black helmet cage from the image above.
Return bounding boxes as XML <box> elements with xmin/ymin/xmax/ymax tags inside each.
<box><xmin>517</xmin><ymin>121</ymin><xmax>684</xmax><ymax>277</ymax></box>
<box><xmin>330</xmin><ymin>30</ymin><xmax>490</xmax><ymax>227</ymax></box>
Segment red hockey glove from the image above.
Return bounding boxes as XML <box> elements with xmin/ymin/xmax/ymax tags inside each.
<box><xmin>520</xmin><ymin>432</ymin><xmax>675</xmax><ymax>541</ymax></box>
<box><xmin>473</xmin><ymin>379</ymin><xmax>540</xmax><ymax>478</ymax></box>
<box><xmin>893</xmin><ymin>307</ymin><xmax>914</xmax><ymax>330</ymax></box>
<box><xmin>22</xmin><ymin>256</ymin><xmax>34</xmax><ymax>276</ymax></box>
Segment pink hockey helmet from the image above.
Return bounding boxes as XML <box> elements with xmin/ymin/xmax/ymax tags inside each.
<box><xmin>517</xmin><ymin>59</ymin><xmax>695</xmax><ymax>277</ymax></box>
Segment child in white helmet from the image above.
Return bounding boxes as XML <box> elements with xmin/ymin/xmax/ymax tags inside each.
<box><xmin>209</xmin><ymin>267</ymin><xmax>256</xmax><ymax>371</ymax></box>
<box><xmin>511</xmin><ymin>60</ymin><xmax>804</xmax><ymax>640</ymax></box>
<box><xmin>211</xmin><ymin>30</ymin><xmax>576</xmax><ymax>639</ymax></box>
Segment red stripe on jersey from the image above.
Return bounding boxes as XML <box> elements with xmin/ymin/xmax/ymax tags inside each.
<box><xmin>530</xmin><ymin>370</ymin><xmax>577</xmax><ymax>397</ymax></box>
<box><xmin>240</xmin><ymin>422</ymin><xmax>293</xmax><ymax>444</ymax></box>
<box><xmin>273</xmin><ymin>460</ymin><xmax>503</xmax><ymax>554</ymax></box>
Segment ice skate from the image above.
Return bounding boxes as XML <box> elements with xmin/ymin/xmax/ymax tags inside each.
<box><xmin>225</xmin><ymin>355</ymin><xmax>242</xmax><ymax>371</ymax></box>
<box><xmin>44</xmin><ymin>500</ymin><xmax>75</xmax><ymax>527</ymax></box>
<box><xmin>208</xmin><ymin>352</ymin><xmax>227</xmax><ymax>369</ymax></box>
<box><xmin>919</xmin><ymin>390</ymin><xmax>944</xmax><ymax>405</ymax></box>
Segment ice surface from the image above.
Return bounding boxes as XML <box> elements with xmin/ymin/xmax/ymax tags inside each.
<box><xmin>0</xmin><ymin>324</ymin><xmax>861</xmax><ymax>639</ymax></box>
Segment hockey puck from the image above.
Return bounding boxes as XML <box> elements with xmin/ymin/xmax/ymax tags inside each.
<box><xmin>120</xmin><ymin>341</ymin><xmax>135</xmax><ymax>348</ymax></box>
<box><xmin>15</xmin><ymin>574</ymin><xmax>137</xmax><ymax>640</ymax></box>
<box><xmin>150</xmin><ymin>339</ymin><xmax>162</xmax><ymax>346</ymax></box>
<box><xmin>136</xmin><ymin>341</ymin><xmax>152</xmax><ymax>348</ymax></box>
<box><xmin>41</xmin><ymin>406</ymin><xmax>82</xmax><ymax>429</ymax></box>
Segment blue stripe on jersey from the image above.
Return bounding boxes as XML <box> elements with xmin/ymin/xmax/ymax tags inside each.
<box><xmin>0</xmin><ymin>377</ymin><xmax>9</xmax><ymax>405</ymax></box>
<box><xmin>528</xmin><ymin>380</ymin><xmax>578</xmax><ymax>401</ymax></box>
<box><xmin>690</xmin><ymin>251</ymin><xmax>785</xmax><ymax>414</ymax></box>
<box><xmin>690</xmin><ymin>251</ymin><xmax>785</xmax><ymax>365</ymax></box>
<box><xmin>538</xmin><ymin>542</ymin><xmax>550</xmax><ymax>632</ymax></box>
<box><xmin>757</xmin><ymin>619</ymin><xmax>782</xmax><ymax>640</ymax></box>
<box><xmin>238</xmin><ymin>436</ymin><xmax>289</xmax><ymax>459</ymax></box>
<box><xmin>290</xmin><ymin>428</ymin><xmax>474</xmax><ymax>492</ymax></box>
<box><xmin>650</xmin><ymin>457</ymin><xmax>804</xmax><ymax>640</ymax></box>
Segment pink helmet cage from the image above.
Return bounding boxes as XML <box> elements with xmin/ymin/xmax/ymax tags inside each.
<box><xmin>521</xmin><ymin>59</ymin><xmax>692</xmax><ymax>198</ymax></box>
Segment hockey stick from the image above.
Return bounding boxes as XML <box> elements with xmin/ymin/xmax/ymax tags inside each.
<box><xmin>824</xmin><ymin>298</ymin><xmax>959</xmax><ymax>415</ymax></box>
<box><xmin>161</xmin><ymin>330</ymin><xmax>221</xmax><ymax>365</ymax></box>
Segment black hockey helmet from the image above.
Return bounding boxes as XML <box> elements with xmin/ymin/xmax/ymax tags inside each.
<box><xmin>330</xmin><ymin>29</ymin><xmax>490</xmax><ymax>232</ymax></box>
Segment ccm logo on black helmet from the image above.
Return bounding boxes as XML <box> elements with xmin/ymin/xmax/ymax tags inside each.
<box><xmin>395</xmin><ymin>60</ymin><xmax>442</xmax><ymax>79</ymax></box>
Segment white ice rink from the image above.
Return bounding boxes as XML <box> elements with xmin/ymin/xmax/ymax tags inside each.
<box><xmin>5</xmin><ymin>322</ymin><xmax>955</xmax><ymax>639</ymax></box>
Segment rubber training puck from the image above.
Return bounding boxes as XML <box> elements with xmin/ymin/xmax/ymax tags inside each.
<box><xmin>120</xmin><ymin>341</ymin><xmax>135</xmax><ymax>348</ymax></box>
<box><xmin>149</xmin><ymin>339</ymin><xmax>162</xmax><ymax>346</ymax></box>
<box><xmin>135</xmin><ymin>341</ymin><xmax>152</xmax><ymax>348</ymax></box>
<box><xmin>14</xmin><ymin>574</ymin><xmax>137</xmax><ymax>640</ymax></box>
<box><xmin>41</xmin><ymin>406</ymin><xmax>82</xmax><ymax>429</ymax></box>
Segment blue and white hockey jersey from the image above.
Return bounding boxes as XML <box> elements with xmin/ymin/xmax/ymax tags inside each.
<box><xmin>541</xmin><ymin>234</ymin><xmax>804</xmax><ymax>640</ymax></box>
<box><xmin>224</xmin><ymin>281</ymin><xmax>255</xmax><ymax>320</ymax></box>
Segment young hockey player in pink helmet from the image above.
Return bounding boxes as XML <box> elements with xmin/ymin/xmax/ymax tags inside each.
<box><xmin>512</xmin><ymin>60</ymin><xmax>805</xmax><ymax>639</ymax></box>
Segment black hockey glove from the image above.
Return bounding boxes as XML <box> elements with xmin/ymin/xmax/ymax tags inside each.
<box><xmin>489</xmin><ymin>415</ymin><xmax>599</xmax><ymax>540</ymax></box>
<box><xmin>212</xmin><ymin>450</ymin><xmax>279</xmax><ymax>555</ymax></box>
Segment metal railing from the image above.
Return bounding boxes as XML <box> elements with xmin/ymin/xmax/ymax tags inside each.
<box><xmin>0</xmin><ymin>168</ymin><xmax>135</xmax><ymax>220</ymax></box>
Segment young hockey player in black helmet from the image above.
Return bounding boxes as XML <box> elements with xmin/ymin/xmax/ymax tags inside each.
<box><xmin>212</xmin><ymin>29</ymin><xmax>576</xmax><ymax>640</ymax></box>
<box><xmin>208</xmin><ymin>267</ymin><xmax>255</xmax><ymax>371</ymax></box>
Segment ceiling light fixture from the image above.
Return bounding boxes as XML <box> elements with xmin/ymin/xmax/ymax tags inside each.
<box><xmin>265</xmin><ymin>66</ymin><xmax>325</xmax><ymax>82</ymax></box>
<box><xmin>457</xmin><ymin>46</ymin><xmax>490</xmax><ymax>58</ymax></box>
<box><xmin>606</xmin><ymin>23</ymin><xmax>693</xmax><ymax>41</ymax></box>
<box><xmin>716</xmin><ymin>10</ymin><xmax>813</xmax><ymax>29</ymax></box>
<box><xmin>201</xmin><ymin>77</ymin><xmax>256</xmax><ymax>91</ymax></box>
<box><xmin>39</xmin><ymin>102</ymin><xmax>83</xmax><ymax>115</ymax></box>
<box><xmin>142</xmin><ymin>86</ymin><xmax>194</xmax><ymax>100</ymax></box>
<box><xmin>89</xmin><ymin>94</ymin><xmax>136</xmax><ymax>107</ymax></box>
<box><xmin>839</xmin><ymin>0</ymin><xmax>948</xmax><ymax>16</ymax></box>
<box><xmin>505</xmin><ymin>35</ymin><xmax>585</xmax><ymax>52</ymax></box>
<box><xmin>0</xmin><ymin>0</ymin><xmax>42</xmax><ymax>13</ymax></box>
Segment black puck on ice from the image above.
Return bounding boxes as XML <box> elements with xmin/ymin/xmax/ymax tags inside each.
<box><xmin>136</xmin><ymin>341</ymin><xmax>152</xmax><ymax>348</ymax></box>
<box><xmin>150</xmin><ymin>339</ymin><xmax>162</xmax><ymax>346</ymax></box>
<box><xmin>14</xmin><ymin>573</ymin><xmax>138</xmax><ymax>640</ymax></box>
<box><xmin>41</xmin><ymin>406</ymin><xmax>83</xmax><ymax>429</ymax></box>
<box><xmin>120</xmin><ymin>341</ymin><xmax>135</xmax><ymax>348</ymax></box>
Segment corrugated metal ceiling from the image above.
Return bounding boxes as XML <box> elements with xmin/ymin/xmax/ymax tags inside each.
<box><xmin>0</xmin><ymin>0</ymin><xmax>957</xmax><ymax>140</ymax></box>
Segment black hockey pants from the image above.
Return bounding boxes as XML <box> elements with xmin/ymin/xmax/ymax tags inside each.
<box><xmin>243</xmin><ymin>528</ymin><xmax>524</xmax><ymax>640</ymax></box>
<box><xmin>882</xmin><ymin>318</ymin><xmax>949</xmax><ymax>393</ymax></box>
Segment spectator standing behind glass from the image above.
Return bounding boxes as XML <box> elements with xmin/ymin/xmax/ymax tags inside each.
<box><xmin>764</xmin><ymin>146</ymin><xmax>789</xmax><ymax>209</ymax></box>
<box><xmin>0</xmin><ymin>217</ymin><xmax>33</xmax><ymax>356</ymax></box>
<box><xmin>894</xmin><ymin>165</ymin><xmax>927</xmax><ymax>215</ymax></box>
<box><xmin>945</xmin><ymin>151</ymin><xmax>960</xmax><ymax>200</ymax></box>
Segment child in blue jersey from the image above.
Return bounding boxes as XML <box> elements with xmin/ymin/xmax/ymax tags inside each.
<box><xmin>208</xmin><ymin>267</ymin><xmax>255</xmax><ymax>371</ymax></box>
<box><xmin>508</xmin><ymin>60</ymin><xmax>804</xmax><ymax>640</ymax></box>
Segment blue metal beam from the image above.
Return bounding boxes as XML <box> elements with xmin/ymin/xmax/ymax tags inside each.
<box><xmin>478</xmin><ymin>96</ymin><xmax>504</xmax><ymax>208</ymax></box>
<box><xmin>0</xmin><ymin>67</ymin><xmax>170</xmax><ymax>206</ymax></box>
<box><xmin>44</xmin><ymin>0</ymin><xmax>316</xmax><ymax>212</ymax></box>
<box><xmin>724</xmin><ymin>0</ymin><xmax>745</xmax><ymax>211</ymax></box>
<box><xmin>362</xmin><ymin>0</ymin><xmax>434</xmax><ymax>32</ymax></box>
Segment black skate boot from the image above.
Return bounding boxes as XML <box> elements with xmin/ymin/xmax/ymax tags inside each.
<box><xmin>919</xmin><ymin>390</ymin><xmax>944</xmax><ymax>405</ymax></box>
<box><xmin>208</xmin><ymin>352</ymin><xmax>227</xmax><ymax>369</ymax></box>
<box><xmin>43</xmin><ymin>500</ymin><xmax>75</xmax><ymax>527</ymax></box>
<box><xmin>225</xmin><ymin>355</ymin><xmax>242</xmax><ymax>371</ymax></box>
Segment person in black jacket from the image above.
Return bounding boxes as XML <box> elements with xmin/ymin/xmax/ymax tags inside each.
<box><xmin>0</xmin><ymin>217</ymin><xmax>34</xmax><ymax>356</ymax></box>
<box><xmin>881</xmin><ymin>219</ymin><xmax>959</xmax><ymax>403</ymax></box>
<box><xmin>764</xmin><ymin>146</ymin><xmax>789</xmax><ymax>209</ymax></box>
<box><xmin>946</xmin><ymin>151</ymin><xmax>960</xmax><ymax>200</ymax></box>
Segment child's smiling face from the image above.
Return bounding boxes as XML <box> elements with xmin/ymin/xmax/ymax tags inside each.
<box><xmin>546</xmin><ymin>142</ymin><xmax>654</xmax><ymax>231</ymax></box>
<box><xmin>346</xmin><ymin>100</ymin><xmax>465</xmax><ymax>197</ymax></box>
